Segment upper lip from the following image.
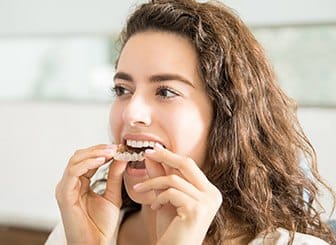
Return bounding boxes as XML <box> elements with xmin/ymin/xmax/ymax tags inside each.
<box><xmin>122</xmin><ymin>133</ymin><xmax>166</xmax><ymax>147</ymax></box>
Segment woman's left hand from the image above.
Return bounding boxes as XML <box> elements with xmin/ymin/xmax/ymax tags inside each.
<box><xmin>133</xmin><ymin>143</ymin><xmax>222</xmax><ymax>245</ymax></box>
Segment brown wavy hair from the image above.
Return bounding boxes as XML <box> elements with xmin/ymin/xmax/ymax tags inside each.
<box><xmin>113</xmin><ymin>0</ymin><xmax>336</xmax><ymax>243</ymax></box>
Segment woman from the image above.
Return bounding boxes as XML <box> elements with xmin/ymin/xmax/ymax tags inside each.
<box><xmin>46</xmin><ymin>0</ymin><xmax>336</xmax><ymax>244</ymax></box>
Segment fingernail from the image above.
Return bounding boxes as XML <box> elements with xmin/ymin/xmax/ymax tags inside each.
<box><xmin>154</xmin><ymin>143</ymin><xmax>164</xmax><ymax>149</ymax></box>
<box><xmin>150</xmin><ymin>203</ymin><xmax>161</xmax><ymax>210</ymax></box>
<box><xmin>104</xmin><ymin>148</ymin><xmax>115</xmax><ymax>154</ymax></box>
<box><xmin>133</xmin><ymin>183</ymin><xmax>143</xmax><ymax>190</ymax></box>
<box><xmin>150</xmin><ymin>203</ymin><xmax>156</xmax><ymax>209</ymax></box>
<box><xmin>145</xmin><ymin>148</ymin><xmax>155</xmax><ymax>154</ymax></box>
<box><xmin>96</xmin><ymin>157</ymin><xmax>105</xmax><ymax>163</ymax></box>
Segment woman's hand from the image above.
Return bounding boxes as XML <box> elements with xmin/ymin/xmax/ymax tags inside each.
<box><xmin>133</xmin><ymin>143</ymin><xmax>222</xmax><ymax>245</ymax></box>
<box><xmin>55</xmin><ymin>144</ymin><xmax>127</xmax><ymax>245</ymax></box>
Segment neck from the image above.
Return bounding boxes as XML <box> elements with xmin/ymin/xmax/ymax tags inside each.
<box><xmin>139</xmin><ymin>205</ymin><xmax>158</xmax><ymax>244</ymax></box>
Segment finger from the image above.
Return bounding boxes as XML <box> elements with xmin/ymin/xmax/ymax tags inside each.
<box><xmin>103</xmin><ymin>159</ymin><xmax>127</xmax><ymax>207</ymax></box>
<box><xmin>153</xmin><ymin>189</ymin><xmax>221</xmax><ymax>240</ymax></box>
<box><xmin>66</xmin><ymin>157</ymin><xmax>106</xmax><ymax>188</ymax></box>
<box><xmin>151</xmin><ymin>188</ymin><xmax>195</xmax><ymax>217</ymax></box>
<box><xmin>145</xmin><ymin>157</ymin><xmax>166</xmax><ymax>198</ymax></box>
<box><xmin>145</xmin><ymin>144</ymin><xmax>209</xmax><ymax>191</ymax></box>
<box><xmin>145</xmin><ymin>157</ymin><xmax>165</xmax><ymax>178</ymax></box>
<box><xmin>133</xmin><ymin>174</ymin><xmax>201</xmax><ymax>201</ymax></box>
<box><xmin>69</xmin><ymin>144</ymin><xmax>117</xmax><ymax>164</ymax></box>
<box><xmin>79</xmin><ymin>175</ymin><xmax>91</xmax><ymax>196</ymax></box>
<box><xmin>79</xmin><ymin>162</ymin><xmax>106</xmax><ymax>196</ymax></box>
<box><xmin>56</xmin><ymin>157</ymin><xmax>107</xmax><ymax>204</ymax></box>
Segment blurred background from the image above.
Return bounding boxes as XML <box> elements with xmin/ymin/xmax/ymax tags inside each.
<box><xmin>0</xmin><ymin>0</ymin><xmax>335</xmax><ymax>244</ymax></box>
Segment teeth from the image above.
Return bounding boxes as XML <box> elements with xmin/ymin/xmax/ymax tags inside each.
<box><xmin>114</xmin><ymin>151</ymin><xmax>144</xmax><ymax>162</ymax></box>
<box><xmin>126</xmin><ymin>139</ymin><xmax>161</xmax><ymax>148</ymax></box>
<box><xmin>132</xmin><ymin>152</ymin><xmax>139</xmax><ymax>161</ymax></box>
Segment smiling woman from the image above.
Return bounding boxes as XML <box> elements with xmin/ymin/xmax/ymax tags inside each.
<box><xmin>46</xmin><ymin>0</ymin><xmax>335</xmax><ymax>244</ymax></box>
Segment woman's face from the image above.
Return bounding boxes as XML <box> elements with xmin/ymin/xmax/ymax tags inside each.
<box><xmin>110</xmin><ymin>31</ymin><xmax>213</xmax><ymax>204</ymax></box>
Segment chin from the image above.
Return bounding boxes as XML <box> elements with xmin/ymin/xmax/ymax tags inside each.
<box><xmin>123</xmin><ymin>177</ymin><xmax>156</xmax><ymax>205</ymax></box>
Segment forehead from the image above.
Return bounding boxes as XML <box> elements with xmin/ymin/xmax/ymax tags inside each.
<box><xmin>116</xmin><ymin>31</ymin><xmax>201</xmax><ymax>84</ymax></box>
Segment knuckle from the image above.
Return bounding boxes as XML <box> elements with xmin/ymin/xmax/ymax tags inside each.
<box><xmin>207</xmin><ymin>187</ymin><xmax>222</xmax><ymax>208</ymax></box>
<box><xmin>55</xmin><ymin>182</ymin><xmax>64</xmax><ymax>201</ymax></box>
<box><xmin>96</xmin><ymin>147</ymin><xmax>107</xmax><ymax>153</ymax></box>
<box><xmin>66</xmin><ymin>165</ymin><xmax>78</xmax><ymax>177</ymax></box>
<box><xmin>69</xmin><ymin>150</ymin><xmax>81</xmax><ymax>162</ymax></box>
<box><xmin>185</xmin><ymin>203</ymin><xmax>203</xmax><ymax>220</ymax></box>
<box><xmin>190</xmin><ymin>203</ymin><xmax>200</xmax><ymax>213</ymax></box>
<box><xmin>161</xmin><ymin>150</ymin><xmax>170</xmax><ymax>162</ymax></box>
<box><xmin>166</xmin><ymin>187</ymin><xmax>176</xmax><ymax>196</ymax></box>
<box><xmin>55</xmin><ymin>183</ymin><xmax>60</xmax><ymax>196</ymax></box>
<box><xmin>96</xmin><ymin>144</ymin><xmax>108</xmax><ymax>148</ymax></box>
<box><xmin>196</xmin><ymin>203</ymin><xmax>205</xmax><ymax>213</ymax></box>
<box><xmin>175</xmin><ymin>156</ymin><xmax>192</xmax><ymax>170</ymax></box>
<box><xmin>168</xmin><ymin>174</ymin><xmax>179</xmax><ymax>183</ymax></box>
<box><xmin>93</xmin><ymin>148</ymin><xmax>103</xmax><ymax>156</ymax></box>
<box><xmin>69</xmin><ymin>154</ymin><xmax>76</xmax><ymax>163</ymax></box>
<box><xmin>213</xmin><ymin>187</ymin><xmax>223</xmax><ymax>204</ymax></box>
<box><xmin>184</xmin><ymin>157</ymin><xmax>195</xmax><ymax>167</ymax></box>
<box><xmin>74</xmin><ymin>149</ymin><xmax>82</xmax><ymax>156</ymax></box>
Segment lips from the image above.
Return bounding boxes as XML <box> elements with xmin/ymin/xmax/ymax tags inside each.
<box><xmin>125</xmin><ymin>159</ymin><xmax>147</xmax><ymax>177</ymax></box>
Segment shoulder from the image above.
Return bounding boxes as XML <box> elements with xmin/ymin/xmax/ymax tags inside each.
<box><xmin>249</xmin><ymin>227</ymin><xmax>330</xmax><ymax>245</ymax></box>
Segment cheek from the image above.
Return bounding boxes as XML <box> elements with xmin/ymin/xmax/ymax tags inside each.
<box><xmin>167</xmin><ymin>108</ymin><xmax>211</xmax><ymax>166</ymax></box>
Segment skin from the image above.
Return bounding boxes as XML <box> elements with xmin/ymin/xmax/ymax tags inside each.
<box><xmin>55</xmin><ymin>144</ymin><xmax>127</xmax><ymax>244</ymax></box>
<box><xmin>111</xmin><ymin>31</ymin><xmax>214</xmax><ymax>205</ymax></box>
<box><xmin>55</xmin><ymin>31</ymin><xmax>222</xmax><ymax>245</ymax></box>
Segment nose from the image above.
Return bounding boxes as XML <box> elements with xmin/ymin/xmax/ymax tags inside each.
<box><xmin>122</xmin><ymin>93</ymin><xmax>152</xmax><ymax>127</ymax></box>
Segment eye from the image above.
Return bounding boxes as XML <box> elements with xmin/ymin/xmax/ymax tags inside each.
<box><xmin>110</xmin><ymin>85</ymin><xmax>131</xmax><ymax>97</ymax></box>
<box><xmin>156</xmin><ymin>85</ymin><xmax>179</xmax><ymax>99</ymax></box>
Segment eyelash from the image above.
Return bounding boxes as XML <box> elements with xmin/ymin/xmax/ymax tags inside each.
<box><xmin>110</xmin><ymin>85</ymin><xmax>180</xmax><ymax>99</ymax></box>
<box><xmin>110</xmin><ymin>85</ymin><xmax>130</xmax><ymax>97</ymax></box>
<box><xmin>156</xmin><ymin>85</ymin><xmax>179</xmax><ymax>99</ymax></box>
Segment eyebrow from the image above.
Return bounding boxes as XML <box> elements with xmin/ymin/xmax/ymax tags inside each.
<box><xmin>113</xmin><ymin>71</ymin><xmax>195</xmax><ymax>88</ymax></box>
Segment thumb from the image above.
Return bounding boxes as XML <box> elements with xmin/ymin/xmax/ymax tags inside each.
<box><xmin>145</xmin><ymin>157</ymin><xmax>165</xmax><ymax>179</ymax></box>
<box><xmin>145</xmin><ymin>157</ymin><xmax>165</xmax><ymax>198</ymax></box>
<box><xmin>103</xmin><ymin>160</ymin><xmax>127</xmax><ymax>207</ymax></box>
<box><xmin>145</xmin><ymin>158</ymin><xmax>175</xmax><ymax>239</ymax></box>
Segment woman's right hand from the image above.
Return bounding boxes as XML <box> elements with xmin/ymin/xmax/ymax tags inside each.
<box><xmin>55</xmin><ymin>144</ymin><xmax>127</xmax><ymax>245</ymax></box>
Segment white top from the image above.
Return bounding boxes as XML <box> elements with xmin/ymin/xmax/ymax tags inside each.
<box><xmin>45</xmin><ymin>212</ymin><xmax>330</xmax><ymax>245</ymax></box>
